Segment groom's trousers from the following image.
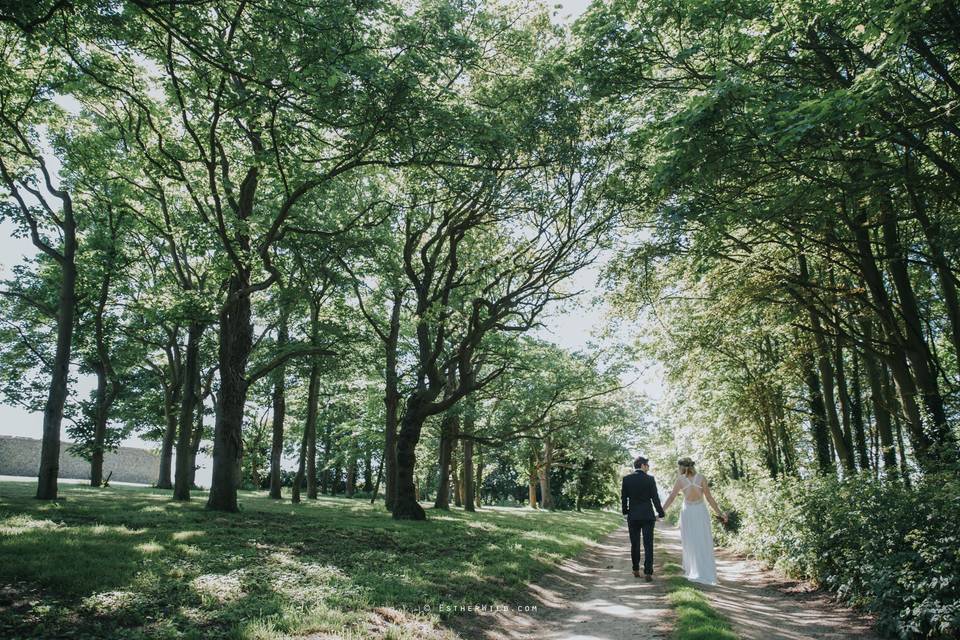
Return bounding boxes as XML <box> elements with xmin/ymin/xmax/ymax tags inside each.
<box><xmin>627</xmin><ymin>518</ymin><xmax>655</xmax><ymax>575</ymax></box>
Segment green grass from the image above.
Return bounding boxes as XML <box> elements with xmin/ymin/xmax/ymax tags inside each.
<box><xmin>0</xmin><ymin>481</ymin><xmax>621</xmax><ymax>639</ymax></box>
<box><xmin>662</xmin><ymin>562</ymin><xmax>738</xmax><ymax>640</ymax></box>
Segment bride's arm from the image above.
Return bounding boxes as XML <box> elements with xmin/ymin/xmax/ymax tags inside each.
<box><xmin>702</xmin><ymin>478</ymin><xmax>726</xmax><ymax>521</ymax></box>
<box><xmin>661</xmin><ymin>478</ymin><xmax>681</xmax><ymax>512</ymax></box>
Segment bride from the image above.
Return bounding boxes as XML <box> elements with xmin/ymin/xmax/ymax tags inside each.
<box><xmin>661</xmin><ymin>457</ymin><xmax>727</xmax><ymax>585</ymax></box>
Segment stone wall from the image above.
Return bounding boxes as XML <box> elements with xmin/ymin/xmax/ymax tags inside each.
<box><xmin>0</xmin><ymin>436</ymin><xmax>159</xmax><ymax>485</ymax></box>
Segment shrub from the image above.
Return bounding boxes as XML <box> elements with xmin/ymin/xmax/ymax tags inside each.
<box><xmin>715</xmin><ymin>473</ymin><xmax>960</xmax><ymax>639</ymax></box>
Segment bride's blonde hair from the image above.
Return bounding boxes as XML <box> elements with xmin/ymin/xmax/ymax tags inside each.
<box><xmin>677</xmin><ymin>457</ymin><xmax>696</xmax><ymax>477</ymax></box>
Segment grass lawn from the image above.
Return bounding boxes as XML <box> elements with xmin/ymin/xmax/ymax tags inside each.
<box><xmin>0</xmin><ymin>481</ymin><xmax>621</xmax><ymax>639</ymax></box>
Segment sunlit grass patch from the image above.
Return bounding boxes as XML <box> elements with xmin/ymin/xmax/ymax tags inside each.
<box><xmin>662</xmin><ymin>561</ymin><xmax>738</xmax><ymax>640</ymax></box>
<box><xmin>171</xmin><ymin>529</ymin><xmax>204</xmax><ymax>541</ymax></box>
<box><xmin>0</xmin><ymin>514</ymin><xmax>63</xmax><ymax>535</ymax></box>
<box><xmin>134</xmin><ymin>540</ymin><xmax>164</xmax><ymax>554</ymax></box>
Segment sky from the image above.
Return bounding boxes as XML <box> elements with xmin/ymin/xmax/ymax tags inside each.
<box><xmin>0</xmin><ymin>0</ymin><xmax>662</xmax><ymax>484</ymax></box>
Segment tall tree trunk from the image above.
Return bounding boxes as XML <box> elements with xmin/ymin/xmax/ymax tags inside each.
<box><xmin>36</xmin><ymin>217</ymin><xmax>77</xmax><ymax>501</ymax></box>
<box><xmin>362</xmin><ymin>448</ymin><xmax>373</xmax><ymax>492</ymax></box>
<box><xmin>393</xmin><ymin>392</ymin><xmax>430</xmax><ymax>520</ymax></box>
<box><xmin>463</xmin><ymin>438</ymin><xmax>475</xmax><ymax>512</ymax></box>
<box><xmin>383</xmin><ymin>291</ymin><xmax>402</xmax><ymax>511</ymax></box>
<box><xmin>370</xmin><ymin>455</ymin><xmax>383</xmax><ymax>503</ymax></box>
<box><xmin>860</xmin><ymin>320</ymin><xmax>898</xmax><ymax>474</ymax></box>
<box><xmin>434</xmin><ymin>368</ymin><xmax>458</xmax><ymax>510</ymax></box>
<box><xmin>157</xmin><ymin>381</ymin><xmax>180</xmax><ymax>489</ymax></box>
<box><xmin>434</xmin><ymin>417</ymin><xmax>454</xmax><ymax>509</ymax></box>
<box><xmin>832</xmin><ymin>342</ymin><xmax>858</xmax><ymax>472</ymax></box>
<box><xmin>268</xmin><ymin>313</ymin><xmax>288</xmax><ymax>499</ymax></box>
<box><xmin>89</xmin><ymin>256</ymin><xmax>120</xmax><ymax>488</ymax></box>
<box><xmin>305</xmin><ymin>362</ymin><xmax>320</xmax><ymax>500</ymax></box>
<box><xmin>538</xmin><ymin>437</ymin><xmax>554</xmax><ymax>510</ymax></box>
<box><xmin>292</xmin><ymin>422</ymin><xmax>309</xmax><ymax>504</ymax></box>
<box><xmin>528</xmin><ymin>458</ymin><xmax>538</xmax><ymax>509</ymax></box>
<box><xmin>89</xmin><ymin>363</ymin><xmax>109</xmax><ymax>487</ymax></box>
<box><xmin>847</xmin><ymin>221</ymin><xmax>940</xmax><ymax>468</ymax></box>
<box><xmin>804</xmin><ymin>349</ymin><xmax>833</xmax><ymax>473</ymax></box>
<box><xmin>207</xmin><ymin>274</ymin><xmax>254</xmax><ymax>512</ymax></box>
<box><xmin>346</xmin><ymin>449</ymin><xmax>357</xmax><ymax>498</ymax></box>
<box><xmin>452</xmin><ymin>454</ymin><xmax>462</xmax><ymax>507</ymax></box>
<box><xmin>904</xmin><ymin>162</ymin><xmax>960</xmax><ymax>377</ymax></box>
<box><xmin>849</xmin><ymin>349</ymin><xmax>870</xmax><ymax>471</ymax></box>
<box><xmin>174</xmin><ymin>323</ymin><xmax>204</xmax><ymax>500</ymax></box>
<box><xmin>879</xmin><ymin>197</ymin><xmax>957</xmax><ymax>463</ymax></box>
<box><xmin>475</xmin><ymin>444</ymin><xmax>483</xmax><ymax>508</ymax></box>
<box><xmin>811</xmin><ymin>329</ymin><xmax>854</xmax><ymax>472</ymax></box>
<box><xmin>189</xmin><ymin>399</ymin><xmax>204</xmax><ymax>488</ymax></box>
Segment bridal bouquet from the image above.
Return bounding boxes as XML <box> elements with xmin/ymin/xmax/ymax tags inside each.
<box><xmin>716</xmin><ymin>509</ymin><xmax>740</xmax><ymax>533</ymax></box>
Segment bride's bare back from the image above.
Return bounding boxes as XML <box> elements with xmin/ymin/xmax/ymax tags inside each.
<box><xmin>680</xmin><ymin>474</ymin><xmax>705</xmax><ymax>503</ymax></box>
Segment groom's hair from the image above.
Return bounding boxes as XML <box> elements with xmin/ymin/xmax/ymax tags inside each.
<box><xmin>633</xmin><ymin>456</ymin><xmax>649</xmax><ymax>469</ymax></box>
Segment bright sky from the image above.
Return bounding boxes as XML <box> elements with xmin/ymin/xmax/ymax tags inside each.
<box><xmin>0</xmin><ymin>0</ymin><xmax>660</xmax><ymax>483</ymax></box>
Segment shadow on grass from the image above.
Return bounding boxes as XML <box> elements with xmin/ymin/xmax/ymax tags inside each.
<box><xmin>0</xmin><ymin>481</ymin><xmax>621</xmax><ymax>639</ymax></box>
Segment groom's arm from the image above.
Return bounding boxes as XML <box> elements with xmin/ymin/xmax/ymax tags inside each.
<box><xmin>650</xmin><ymin>478</ymin><xmax>665</xmax><ymax>518</ymax></box>
<box><xmin>620</xmin><ymin>477</ymin><xmax>629</xmax><ymax>515</ymax></box>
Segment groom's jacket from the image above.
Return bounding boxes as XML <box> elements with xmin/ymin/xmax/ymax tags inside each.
<box><xmin>621</xmin><ymin>470</ymin><xmax>666</xmax><ymax>521</ymax></box>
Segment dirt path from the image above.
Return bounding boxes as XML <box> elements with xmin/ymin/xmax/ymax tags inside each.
<box><xmin>472</xmin><ymin>523</ymin><xmax>879</xmax><ymax>640</ymax></box>
<box><xmin>469</xmin><ymin>523</ymin><xmax>672</xmax><ymax>640</ymax></box>
<box><xmin>658</xmin><ymin>526</ymin><xmax>879</xmax><ymax>640</ymax></box>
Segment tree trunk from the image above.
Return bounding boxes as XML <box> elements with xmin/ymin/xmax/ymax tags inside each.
<box><xmin>173</xmin><ymin>323</ymin><xmax>204</xmax><ymax>500</ymax></box>
<box><xmin>393</xmin><ymin>393</ymin><xmax>429</xmax><ymax>520</ymax></box>
<box><xmin>268</xmin><ymin>313</ymin><xmax>288</xmax><ymax>499</ymax></box>
<box><xmin>88</xmin><ymin>243</ymin><xmax>123</xmax><ymax>489</ymax></box>
<box><xmin>879</xmin><ymin>199</ymin><xmax>957</xmax><ymax>462</ymax></box>
<box><xmin>463</xmin><ymin>438</ymin><xmax>475</xmax><ymax>512</ymax></box>
<box><xmin>810</xmin><ymin>327</ymin><xmax>854</xmax><ymax>472</ymax></box>
<box><xmin>538</xmin><ymin>438</ymin><xmax>554</xmax><ymax>509</ymax></box>
<box><xmin>475</xmin><ymin>444</ymin><xmax>483</xmax><ymax>508</ymax></box>
<box><xmin>89</xmin><ymin>363</ymin><xmax>109</xmax><ymax>487</ymax></box>
<box><xmin>292</xmin><ymin>423</ymin><xmax>309</xmax><ymax>504</ymax></box>
<box><xmin>528</xmin><ymin>456</ymin><xmax>538</xmax><ymax>508</ymax></box>
<box><xmin>832</xmin><ymin>342</ymin><xmax>858</xmax><ymax>472</ymax></box>
<box><xmin>370</xmin><ymin>456</ymin><xmax>383</xmax><ymax>504</ymax></box>
<box><xmin>305</xmin><ymin>362</ymin><xmax>320</xmax><ymax>500</ymax></box>
<box><xmin>157</xmin><ymin>381</ymin><xmax>180</xmax><ymax>489</ymax></box>
<box><xmin>189</xmin><ymin>402</ymin><xmax>204</xmax><ymax>488</ymax></box>
<box><xmin>893</xmin><ymin>406</ymin><xmax>912</xmax><ymax>488</ymax></box>
<box><xmin>904</xmin><ymin>165</ymin><xmax>960</xmax><ymax>379</ymax></box>
<box><xmin>35</xmin><ymin>207</ymin><xmax>78</xmax><ymax>500</ymax></box>
<box><xmin>804</xmin><ymin>349</ymin><xmax>833</xmax><ymax>473</ymax></box>
<box><xmin>452</xmin><ymin>454</ymin><xmax>462</xmax><ymax>507</ymax></box>
<box><xmin>207</xmin><ymin>274</ymin><xmax>254</xmax><ymax>512</ymax></box>
<box><xmin>434</xmin><ymin>368</ymin><xmax>458</xmax><ymax>510</ymax></box>
<box><xmin>383</xmin><ymin>292</ymin><xmax>402</xmax><ymax>511</ymax></box>
<box><xmin>346</xmin><ymin>450</ymin><xmax>357</xmax><ymax>498</ymax></box>
<box><xmin>362</xmin><ymin>448</ymin><xmax>373</xmax><ymax>492</ymax></box>
<box><xmin>860</xmin><ymin>320</ymin><xmax>898</xmax><ymax>474</ymax></box>
<box><xmin>435</xmin><ymin>418</ymin><xmax>454</xmax><ymax>509</ymax></box>
<box><xmin>849</xmin><ymin>349</ymin><xmax>870</xmax><ymax>472</ymax></box>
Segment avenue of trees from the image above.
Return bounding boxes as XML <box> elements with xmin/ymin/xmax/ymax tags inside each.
<box><xmin>0</xmin><ymin>0</ymin><xmax>638</xmax><ymax>518</ymax></box>
<box><xmin>575</xmin><ymin>0</ymin><xmax>960</xmax><ymax>636</ymax></box>
<box><xmin>2</xmin><ymin>0</ymin><xmax>958</xmax><ymax>635</ymax></box>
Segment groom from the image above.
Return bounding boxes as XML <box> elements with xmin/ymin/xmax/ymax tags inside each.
<box><xmin>621</xmin><ymin>456</ymin><xmax>665</xmax><ymax>581</ymax></box>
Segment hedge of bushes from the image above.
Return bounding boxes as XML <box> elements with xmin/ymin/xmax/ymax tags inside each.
<box><xmin>713</xmin><ymin>472</ymin><xmax>960</xmax><ymax>639</ymax></box>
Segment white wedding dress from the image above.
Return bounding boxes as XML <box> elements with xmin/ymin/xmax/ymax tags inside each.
<box><xmin>678</xmin><ymin>474</ymin><xmax>718</xmax><ymax>585</ymax></box>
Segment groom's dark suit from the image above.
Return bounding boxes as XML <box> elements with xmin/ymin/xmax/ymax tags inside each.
<box><xmin>621</xmin><ymin>469</ymin><xmax>665</xmax><ymax>575</ymax></box>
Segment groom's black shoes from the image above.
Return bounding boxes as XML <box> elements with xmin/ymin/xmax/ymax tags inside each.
<box><xmin>633</xmin><ymin>569</ymin><xmax>641</xmax><ymax>578</ymax></box>
<box><xmin>644</xmin><ymin>574</ymin><xmax>653</xmax><ymax>582</ymax></box>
